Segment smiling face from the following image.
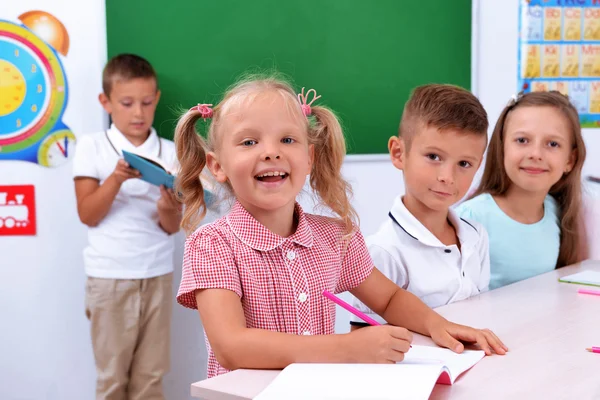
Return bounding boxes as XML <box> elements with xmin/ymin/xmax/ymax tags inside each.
<box><xmin>99</xmin><ymin>77</ymin><xmax>160</xmax><ymax>145</ymax></box>
<box><xmin>206</xmin><ymin>89</ymin><xmax>314</xmax><ymax>217</ymax></box>
<box><xmin>390</xmin><ymin>123</ymin><xmax>487</xmax><ymax>213</ymax></box>
<box><xmin>502</xmin><ymin>105</ymin><xmax>575</xmax><ymax>196</ymax></box>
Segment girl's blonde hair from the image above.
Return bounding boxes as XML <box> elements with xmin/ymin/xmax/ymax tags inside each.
<box><xmin>174</xmin><ymin>74</ymin><xmax>357</xmax><ymax>235</ymax></box>
<box><xmin>471</xmin><ymin>91</ymin><xmax>588</xmax><ymax>267</ymax></box>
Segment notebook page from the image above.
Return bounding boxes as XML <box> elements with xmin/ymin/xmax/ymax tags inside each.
<box><xmin>560</xmin><ymin>270</ymin><xmax>600</xmax><ymax>286</ymax></box>
<box><xmin>254</xmin><ymin>363</ymin><xmax>446</xmax><ymax>400</ymax></box>
<box><xmin>402</xmin><ymin>345</ymin><xmax>485</xmax><ymax>383</ymax></box>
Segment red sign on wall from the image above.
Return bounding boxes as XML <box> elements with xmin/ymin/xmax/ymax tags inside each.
<box><xmin>0</xmin><ymin>185</ymin><xmax>36</xmax><ymax>236</ymax></box>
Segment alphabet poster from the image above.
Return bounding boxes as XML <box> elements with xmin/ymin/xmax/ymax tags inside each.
<box><xmin>518</xmin><ymin>0</ymin><xmax>600</xmax><ymax>127</ymax></box>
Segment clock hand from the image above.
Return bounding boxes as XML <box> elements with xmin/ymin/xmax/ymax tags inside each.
<box><xmin>56</xmin><ymin>140</ymin><xmax>66</xmax><ymax>157</ymax></box>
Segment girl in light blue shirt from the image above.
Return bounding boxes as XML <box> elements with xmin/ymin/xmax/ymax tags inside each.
<box><xmin>456</xmin><ymin>91</ymin><xmax>588</xmax><ymax>289</ymax></box>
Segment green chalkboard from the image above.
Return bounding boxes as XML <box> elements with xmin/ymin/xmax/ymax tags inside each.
<box><xmin>106</xmin><ymin>0</ymin><xmax>471</xmax><ymax>154</ymax></box>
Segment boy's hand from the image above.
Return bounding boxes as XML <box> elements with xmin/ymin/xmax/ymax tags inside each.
<box><xmin>345</xmin><ymin>325</ymin><xmax>412</xmax><ymax>363</ymax></box>
<box><xmin>111</xmin><ymin>159</ymin><xmax>140</xmax><ymax>184</ymax></box>
<box><xmin>427</xmin><ymin>318</ymin><xmax>508</xmax><ymax>356</ymax></box>
<box><xmin>157</xmin><ymin>185</ymin><xmax>182</xmax><ymax>214</ymax></box>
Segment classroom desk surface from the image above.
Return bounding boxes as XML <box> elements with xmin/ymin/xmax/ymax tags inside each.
<box><xmin>191</xmin><ymin>260</ymin><xmax>600</xmax><ymax>400</ymax></box>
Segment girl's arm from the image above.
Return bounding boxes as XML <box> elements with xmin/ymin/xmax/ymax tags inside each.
<box><xmin>195</xmin><ymin>288</ymin><xmax>412</xmax><ymax>370</ymax></box>
<box><xmin>350</xmin><ymin>268</ymin><xmax>508</xmax><ymax>355</ymax></box>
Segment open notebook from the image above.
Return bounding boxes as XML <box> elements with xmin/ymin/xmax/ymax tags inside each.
<box><xmin>559</xmin><ymin>270</ymin><xmax>600</xmax><ymax>287</ymax></box>
<box><xmin>254</xmin><ymin>345</ymin><xmax>485</xmax><ymax>400</ymax></box>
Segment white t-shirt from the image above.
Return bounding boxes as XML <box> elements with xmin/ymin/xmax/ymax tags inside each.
<box><xmin>352</xmin><ymin>196</ymin><xmax>490</xmax><ymax>324</ymax></box>
<box><xmin>72</xmin><ymin>124</ymin><xmax>177</xmax><ymax>279</ymax></box>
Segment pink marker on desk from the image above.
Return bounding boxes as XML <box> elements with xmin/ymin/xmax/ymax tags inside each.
<box><xmin>577</xmin><ymin>288</ymin><xmax>600</xmax><ymax>296</ymax></box>
<box><xmin>322</xmin><ymin>290</ymin><xmax>381</xmax><ymax>326</ymax></box>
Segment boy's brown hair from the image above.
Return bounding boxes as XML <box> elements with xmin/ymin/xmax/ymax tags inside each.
<box><xmin>102</xmin><ymin>53</ymin><xmax>157</xmax><ymax>97</ymax></box>
<box><xmin>399</xmin><ymin>84</ymin><xmax>489</xmax><ymax>149</ymax></box>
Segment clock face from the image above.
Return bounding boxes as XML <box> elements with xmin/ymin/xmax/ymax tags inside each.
<box><xmin>0</xmin><ymin>18</ymin><xmax>73</xmax><ymax>167</ymax></box>
<box><xmin>0</xmin><ymin>37</ymin><xmax>51</xmax><ymax>143</ymax></box>
<box><xmin>37</xmin><ymin>130</ymin><xmax>75</xmax><ymax>167</ymax></box>
<box><xmin>0</xmin><ymin>59</ymin><xmax>27</xmax><ymax>116</ymax></box>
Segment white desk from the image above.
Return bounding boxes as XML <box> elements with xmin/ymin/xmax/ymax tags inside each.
<box><xmin>191</xmin><ymin>261</ymin><xmax>600</xmax><ymax>399</ymax></box>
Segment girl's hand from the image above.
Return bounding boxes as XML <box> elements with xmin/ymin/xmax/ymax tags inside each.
<box><xmin>427</xmin><ymin>318</ymin><xmax>508</xmax><ymax>356</ymax></box>
<box><xmin>345</xmin><ymin>325</ymin><xmax>413</xmax><ymax>363</ymax></box>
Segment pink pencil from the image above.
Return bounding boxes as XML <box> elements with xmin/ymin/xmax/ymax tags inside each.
<box><xmin>585</xmin><ymin>347</ymin><xmax>600</xmax><ymax>354</ymax></box>
<box><xmin>577</xmin><ymin>288</ymin><xmax>600</xmax><ymax>296</ymax></box>
<box><xmin>322</xmin><ymin>290</ymin><xmax>381</xmax><ymax>326</ymax></box>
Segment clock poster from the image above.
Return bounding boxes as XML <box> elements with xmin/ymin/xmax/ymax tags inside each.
<box><xmin>0</xmin><ymin>11</ymin><xmax>76</xmax><ymax>167</ymax></box>
<box><xmin>0</xmin><ymin>185</ymin><xmax>36</xmax><ymax>236</ymax></box>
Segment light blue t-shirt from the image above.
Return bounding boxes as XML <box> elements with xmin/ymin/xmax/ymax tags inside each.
<box><xmin>455</xmin><ymin>193</ymin><xmax>560</xmax><ymax>289</ymax></box>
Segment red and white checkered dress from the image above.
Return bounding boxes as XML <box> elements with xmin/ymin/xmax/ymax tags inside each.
<box><xmin>177</xmin><ymin>201</ymin><xmax>374</xmax><ymax>378</ymax></box>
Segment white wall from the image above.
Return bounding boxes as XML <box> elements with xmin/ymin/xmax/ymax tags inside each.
<box><xmin>0</xmin><ymin>1</ymin><xmax>107</xmax><ymax>399</ymax></box>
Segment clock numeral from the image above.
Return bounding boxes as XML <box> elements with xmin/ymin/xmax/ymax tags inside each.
<box><xmin>31</xmin><ymin>64</ymin><xmax>36</xmax><ymax>73</ymax></box>
<box><xmin>37</xmin><ymin>84</ymin><xmax>42</xmax><ymax>93</ymax></box>
<box><xmin>14</xmin><ymin>49</ymin><xmax>19</xmax><ymax>57</ymax></box>
<box><xmin>16</xmin><ymin>119</ymin><xmax>22</xmax><ymax>128</ymax></box>
<box><xmin>31</xmin><ymin>105</ymin><xmax>37</xmax><ymax>112</ymax></box>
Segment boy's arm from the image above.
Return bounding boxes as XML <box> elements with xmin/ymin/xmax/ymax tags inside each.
<box><xmin>74</xmin><ymin>159</ymin><xmax>139</xmax><ymax>227</ymax></box>
<box><xmin>157</xmin><ymin>186</ymin><xmax>182</xmax><ymax>234</ymax></box>
<box><xmin>350</xmin><ymin>268</ymin><xmax>508</xmax><ymax>355</ymax></box>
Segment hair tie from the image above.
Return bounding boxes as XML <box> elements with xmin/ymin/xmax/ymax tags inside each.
<box><xmin>190</xmin><ymin>103</ymin><xmax>214</xmax><ymax>120</ymax></box>
<box><xmin>507</xmin><ymin>90</ymin><xmax>525</xmax><ymax>107</ymax></box>
<box><xmin>297</xmin><ymin>88</ymin><xmax>321</xmax><ymax>116</ymax></box>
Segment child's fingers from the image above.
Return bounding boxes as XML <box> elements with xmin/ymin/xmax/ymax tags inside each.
<box><xmin>386</xmin><ymin>347</ymin><xmax>407</xmax><ymax>363</ymax></box>
<box><xmin>481</xmin><ymin>329</ymin><xmax>508</xmax><ymax>355</ymax></box>
<box><xmin>128</xmin><ymin>168</ymin><xmax>141</xmax><ymax>178</ymax></box>
<box><xmin>389</xmin><ymin>336</ymin><xmax>412</xmax><ymax>354</ymax></box>
<box><xmin>436</xmin><ymin>331</ymin><xmax>465</xmax><ymax>354</ymax></box>
<box><xmin>387</xmin><ymin>325</ymin><xmax>413</xmax><ymax>343</ymax></box>
<box><xmin>472</xmin><ymin>332</ymin><xmax>493</xmax><ymax>356</ymax></box>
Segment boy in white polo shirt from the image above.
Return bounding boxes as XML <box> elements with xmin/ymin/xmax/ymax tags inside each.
<box><xmin>352</xmin><ymin>84</ymin><xmax>490</xmax><ymax>327</ymax></box>
<box><xmin>73</xmin><ymin>54</ymin><xmax>181</xmax><ymax>400</ymax></box>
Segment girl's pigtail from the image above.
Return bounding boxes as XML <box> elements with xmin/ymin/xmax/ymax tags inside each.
<box><xmin>309</xmin><ymin>105</ymin><xmax>358</xmax><ymax>236</ymax></box>
<box><xmin>174</xmin><ymin>106</ymin><xmax>212</xmax><ymax>233</ymax></box>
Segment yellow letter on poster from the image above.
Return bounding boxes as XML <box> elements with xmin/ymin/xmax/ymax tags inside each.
<box><xmin>561</xmin><ymin>45</ymin><xmax>580</xmax><ymax>77</ymax></box>
<box><xmin>544</xmin><ymin>8</ymin><xmax>562</xmax><ymax>40</ymax></box>
<box><xmin>543</xmin><ymin>45</ymin><xmax>560</xmax><ymax>77</ymax></box>
<box><xmin>564</xmin><ymin>8</ymin><xmax>582</xmax><ymax>41</ymax></box>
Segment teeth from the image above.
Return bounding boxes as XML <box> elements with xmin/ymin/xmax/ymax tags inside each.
<box><xmin>257</xmin><ymin>171</ymin><xmax>286</xmax><ymax>177</ymax></box>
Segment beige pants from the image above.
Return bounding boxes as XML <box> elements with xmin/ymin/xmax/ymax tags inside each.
<box><xmin>85</xmin><ymin>273</ymin><xmax>172</xmax><ymax>400</ymax></box>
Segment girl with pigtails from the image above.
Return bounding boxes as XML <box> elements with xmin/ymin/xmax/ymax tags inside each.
<box><xmin>174</xmin><ymin>75</ymin><xmax>506</xmax><ymax>378</ymax></box>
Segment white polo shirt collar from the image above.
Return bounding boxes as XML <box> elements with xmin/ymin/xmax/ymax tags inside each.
<box><xmin>388</xmin><ymin>196</ymin><xmax>480</xmax><ymax>252</ymax></box>
<box><xmin>106</xmin><ymin>123</ymin><xmax>161</xmax><ymax>158</ymax></box>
